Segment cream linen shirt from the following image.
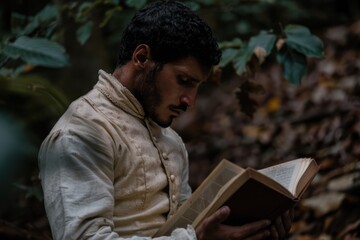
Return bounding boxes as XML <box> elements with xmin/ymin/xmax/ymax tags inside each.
<box><xmin>38</xmin><ymin>70</ymin><xmax>196</xmax><ymax>240</ymax></box>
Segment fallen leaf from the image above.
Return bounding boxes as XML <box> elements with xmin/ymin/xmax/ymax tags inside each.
<box><xmin>301</xmin><ymin>192</ymin><xmax>346</xmax><ymax>217</ymax></box>
<box><xmin>328</xmin><ymin>172</ymin><xmax>360</xmax><ymax>192</ymax></box>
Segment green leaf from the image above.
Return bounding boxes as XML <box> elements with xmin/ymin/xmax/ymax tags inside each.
<box><xmin>106</xmin><ymin>0</ymin><xmax>120</xmax><ymax>5</ymax></box>
<box><xmin>125</xmin><ymin>0</ymin><xmax>147</xmax><ymax>9</ymax></box>
<box><xmin>100</xmin><ymin>6</ymin><xmax>123</xmax><ymax>28</ymax></box>
<box><xmin>0</xmin><ymin>75</ymin><xmax>70</xmax><ymax>114</ymax></box>
<box><xmin>276</xmin><ymin>48</ymin><xmax>307</xmax><ymax>84</ymax></box>
<box><xmin>284</xmin><ymin>24</ymin><xmax>311</xmax><ymax>35</ymax></box>
<box><xmin>22</xmin><ymin>4</ymin><xmax>60</xmax><ymax>35</ymax></box>
<box><xmin>64</xmin><ymin>2</ymin><xmax>79</xmax><ymax>10</ymax></box>
<box><xmin>35</xmin><ymin>4</ymin><xmax>60</xmax><ymax>23</ymax></box>
<box><xmin>0</xmin><ymin>53</ymin><xmax>9</xmax><ymax>64</ymax></box>
<box><xmin>197</xmin><ymin>0</ymin><xmax>215</xmax><ymax>5</ymax></box>
<box><xmin>10</xmin><ymin>13</ymin><xmax>31</xmax><ymax>35</ymax></box>
<box><xmin>76</xmin><ymin>21</ymin><xmax>94</xmax><ymax>45</ymax></box>
<box><xmin>284</xmin><ymin>25</ymin><xmax>324</xmax><ymax>58</ymax></box>
<box><xmin>184</xmin><ymin>1</ymin><xmax>201</xmax><ymax>11</ymax></box>
<box><xmin>219</xmin><ymin>48</ymin><xmax>239</xmax><ymax>67</ymax></box>
<box><xmin>3</xmin><ymin>36</ymin><xmax>70</xmax><ymax>68</ymax></box>
<box><xmin>233</xmin><ymin>47</ymin><xmax>253</xmax><ymax>75</ymax></box>
<box><xmin>219</xmin><ymin>38</ymin><xmax>243</xmax><ymax>49</ymax></box>
<box><xmin>0</xmin><ymin>68</ymin><xmax>14</xmax><ymax>77</ymax></box>
<box><xmin>248</xmin><ymin>30</ymin><xmax>276</xmax><ymax>55</ymax></box>
<box><xmin>229</xmin><ymin>31</ymin><xmax>276</xmax><ymax>75</ymax></box>
<box><xmin>76</xmin><ymin>2</ymin><xmax>96</xmax><ymax>22</ymax></box>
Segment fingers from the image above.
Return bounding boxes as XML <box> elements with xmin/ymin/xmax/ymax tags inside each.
<box><xmin>275</xmin><ymin>215</ymin><xmax>286</xmax><ymax>238</ymax></box>
<box><xmin>271</xmin><ymin>225</ymin><xmax>278</xmax><ymax>240</ymax></box>
<box><xmin>215</xmin><ymin>206</ymin><xmax>231</xmax><ymax>223</ymax></box>
<box><xmin>204</xmin><ymin>206</ymin><xmax>231</xmax><ymax>228</ymax></box>
<box><xmin>270</xmin><ymin>209</ymin><xmax>294</xmax><ymax>240</ymax></box>
<box><xmin>290</xmin><ymin>208</ymin><xmax>295</xmax><ymax>220</ymax></box>
<box><xmin>282</xmin><ymin>209</ymin><xmax>293</xmax><ymax>233</ymax></box>
<box><xmin>196</xmin><ymin>206</ymin><xmax>231</xmax><ymax>239</ymax></box>
<box><xmin>197</xmin><ymin>208</ymin><xmax>271</xmax><ymax>240</ymax></box>
<box><xmin>197</xmin><ymin>207</ymin><xmax>294</xmax><ymax>240</ymax></box>
<box><xmin>243</xmin><ymin>229</ymin><xmax>271</xmax><ymax>240</ymax></box>
<box><xmin>230</xmin><ymin>220</ymin><xmax>271</xmax><ymax>239</ymax></box>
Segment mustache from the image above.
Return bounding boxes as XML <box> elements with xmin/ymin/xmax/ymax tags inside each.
<box><xmin>170</xmin><ymin>104</ymin><xmax>188</xmax><ymax>112</ymax></box>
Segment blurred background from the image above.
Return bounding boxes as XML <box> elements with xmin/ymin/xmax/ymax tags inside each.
<box><xmin>0</xmin><ymin>0</ymin><xmax>359</xmax><ymax>239</ymax></box>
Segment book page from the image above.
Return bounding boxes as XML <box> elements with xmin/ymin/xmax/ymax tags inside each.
<box><xmin>258</xmin><ymin>159</ymin><xmax>307</xmax><ymax>195</ymax></box>
<box><xmin>173</xmin><ymin>168</ymin><xmax>237</xmax><ymax>227</ymax></box>
<box><xmin>155</xmin><ymin>160</ymin><xmax>244</xmax><ymax>236</ymax></box>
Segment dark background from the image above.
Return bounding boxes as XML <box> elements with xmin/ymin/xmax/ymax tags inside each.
<box><xmin>0</xmin><ymin>0</ymin><xmax>359</xmax><ymax>239</ymax></box>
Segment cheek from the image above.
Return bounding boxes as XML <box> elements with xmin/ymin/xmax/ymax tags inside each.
<box><xmin>156</xmin><ymin>82</ymin><xmax>181</xmax><ymax>103</ymax></box>
<box><xmin>164</xmin><ymin>89</ymin><xmax>181</xmax><ymax>105</ymax></box>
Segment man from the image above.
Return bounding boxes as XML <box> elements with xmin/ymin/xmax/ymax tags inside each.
<box><xmin>39</xmin><ymin>1</ymin><xmax>293</xmax><ymax>239</ymax></box>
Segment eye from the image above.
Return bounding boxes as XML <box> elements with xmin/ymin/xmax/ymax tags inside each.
<box><xmin>178</xmin><ymin>76</ymin><xmax>195</xmax><ymax>87</ymax></box>
<box><xmin>179</xmin><ymin>76</ymin><xmax>189</xmax><ymax>83</ymax></box>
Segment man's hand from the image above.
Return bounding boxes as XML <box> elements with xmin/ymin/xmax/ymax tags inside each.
<box><xmin>196</xmin><ymin>206</ymin><xmax>271</xmax><ymax>240</ymax></box>
<box><xmin>269</xmin><ymin>209</ymin><xmax>294</xmax><ymax>240</ymax></box>
<box><xmin>195</xmin><ymin>206</ymin><xmax>294</xmax><ymax>240</ymax></box>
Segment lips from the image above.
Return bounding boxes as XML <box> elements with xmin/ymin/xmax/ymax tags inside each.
<box><xmin>169</xmin><ymin>105</ymin><xmax>187</xmax><ymax>116</ymax></box>
<box><xmin>170</xmin><ymin>109</ymin><xmax>181</xmax><ymax>116</ymax></box>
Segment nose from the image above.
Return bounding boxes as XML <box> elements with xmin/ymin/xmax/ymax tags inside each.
<box><xmin>180</xmin><ymin>88</ymin><xmax>197</xmax><ymax>107</ymax></box>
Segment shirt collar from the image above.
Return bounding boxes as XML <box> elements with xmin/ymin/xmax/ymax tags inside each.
<box><xmin>96</xmin><ymin>69</ymin><xmax>145</xmax><ymax>119</ymax></box>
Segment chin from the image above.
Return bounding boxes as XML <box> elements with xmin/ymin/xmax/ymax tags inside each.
<box><xmin>148</xmin><ymin>112</ymin><xmax>173</xmax><ymax>128</ymax></box>
<box><xmin>154</xmin><ymin>117</ymin><xmax>173</xmax><ymax>128</ymax></box>
<box><xmin>157</xmin><ymin>120</ymin><xmax>172</xmax><ymax>128</ymax></box>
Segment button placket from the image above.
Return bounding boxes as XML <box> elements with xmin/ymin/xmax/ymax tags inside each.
<box><xmin>162</xmin><ymin>152</ymin><xmax>169</xmax><ymax>160</ymax></box>
<box><xmin>170</xmin><ymin>174</ymin><xmax>175</xmax><ymax>182</ymax></box>
<box><xmin>145</xmin><ymin>119</ymin><xmax>177</xmax><ymax>215</ymax></box>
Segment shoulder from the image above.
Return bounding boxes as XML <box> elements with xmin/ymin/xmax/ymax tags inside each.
<box><xmin>41</xmin><ymin>96</ymin><xmax>116</xmax><ymax>153</ymax></box>
<box><xmin>53</xmin><ymin>96</ymin><xmax>113</xmax><ymax>136</ymax></box>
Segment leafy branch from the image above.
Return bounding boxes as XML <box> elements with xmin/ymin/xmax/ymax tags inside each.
<box><xmin>0</xmin><ymin>1</ymin><xmax>324</xmax><ymax>118</ymax></box>
<box><xmin>0</xmin><ymin>4</ymin><xmax>69</xmax><ymax>75</ymax></box>
<box><xmin>216</xmin><ymin>24</ymin><xmax>324</xmax><ymax>117</ymax></box>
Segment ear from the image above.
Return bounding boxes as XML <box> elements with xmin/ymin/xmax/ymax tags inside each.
<box><xmin>132</xmin><ymin>44</ymin><xmax>152</xmax><ymax>69</ymax></box>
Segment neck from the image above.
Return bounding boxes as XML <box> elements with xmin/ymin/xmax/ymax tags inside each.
<box><xmin>112</xmin><ymin>64</ymin><xmax>140</xmax><ymax>94</ymax></box>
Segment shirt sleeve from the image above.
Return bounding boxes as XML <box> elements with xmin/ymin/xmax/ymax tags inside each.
<box><xmin>38</xmin><ymin>127</ymin><xmax>197</xmax><ymax>240</ymax></box>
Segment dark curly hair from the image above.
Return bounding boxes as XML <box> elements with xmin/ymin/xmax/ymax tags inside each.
<box><xmin>117</xmin><ymin>0</ymin><xmax>221</xmax><ymax>70</ymax></box>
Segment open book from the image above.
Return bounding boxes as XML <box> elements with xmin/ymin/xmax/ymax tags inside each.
<box><xmin>155</xmin><ymin>158</ymin><xmax>319</xmax><ymax>236</ymax></box>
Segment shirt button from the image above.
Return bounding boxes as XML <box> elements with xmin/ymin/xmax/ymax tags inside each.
<box><xmin>172</xmin><ymin>194</ymin><xmax>176</xmax><ymax>202</ymax></box>
<box><xmin>162</xmin><ymin>152</ymin><xmax>168</xmax><ymax>160</ymax></box>
<box><xmin>170</xmin><ymin>174</ymin><xmax>175</xmax><ymax>182</ymax></box>
<box><xmin>153</xmin><ymin>136</ymin><xmax>157</xmax><ymax>142</ymax></box>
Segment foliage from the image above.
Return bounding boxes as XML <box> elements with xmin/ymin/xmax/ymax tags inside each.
<box><xmin>0</xmin><ymin>3</ymin><xmax>67</xmax><ymax>71</ymax></box>
<box><xmin>0</xmin><ymin>0</ymin><xmax>324</xmax><ymax>119</ymax></box>
<box><xmin>216</xmin><ymin>24</ymin><xmax>323</xmax><ymax>116</ymax></box>
<box><xmin>3</xmin><ymin>36</ymin><xmax>69</xmax><ymax>68</ymax></box>
<box><xmin>1</xmin><ymin>1</ymin><xmax>324</xmax><ymax>78</ymax></box>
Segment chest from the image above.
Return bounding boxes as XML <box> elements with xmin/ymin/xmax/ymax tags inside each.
<box><xmin>109</xmin><ymin>113</ymin><xmax>185</xmax><ymax>211</ymax></box>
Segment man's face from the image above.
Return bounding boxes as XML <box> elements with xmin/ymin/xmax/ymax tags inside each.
<box><xmin>138</xmin><ymin>56</ymin><xmax>209</xmax><ymax>128</ymax></box>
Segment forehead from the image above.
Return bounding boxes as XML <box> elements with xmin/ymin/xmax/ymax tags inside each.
<box><xmin>164</xmin><ymin>56</ymin><xmax>210</xmax><ymax>82</ymax></box>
